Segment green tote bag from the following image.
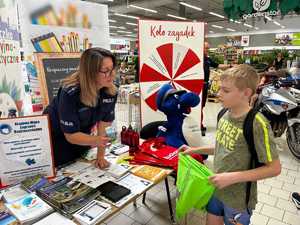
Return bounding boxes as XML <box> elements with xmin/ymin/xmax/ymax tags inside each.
<box><xmin>176</xmin><ymin>153</ymin><xmax>215</xmax><ymax>220</ymax></box>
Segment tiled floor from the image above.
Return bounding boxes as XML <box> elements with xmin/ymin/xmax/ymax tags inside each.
<box><xmin>110</xmin><ymin>102</ymin><xmax>300</xmax><ymax>225</ymax></box>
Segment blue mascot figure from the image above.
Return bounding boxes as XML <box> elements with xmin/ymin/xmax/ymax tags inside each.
<box><xmin>140</xmin><ymin>83</ymin><xmax>200</xmax><ymax>149</ymax></box>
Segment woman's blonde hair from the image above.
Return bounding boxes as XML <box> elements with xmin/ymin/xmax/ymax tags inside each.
<box><xmin>220</xmin><ymin>64</ymin><xmax>259</xmax><ymax>96</ymax></box>
<box><xmin>62</xmin><ymin>48</ymin><xmax>117</xmax><ymax>107</ymax></box>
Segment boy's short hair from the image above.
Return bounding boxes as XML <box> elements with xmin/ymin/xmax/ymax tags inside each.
<box><xmin>220</xmin><ymin>64</ymin><xmax>259</xmax><ymax>95</ymax></box>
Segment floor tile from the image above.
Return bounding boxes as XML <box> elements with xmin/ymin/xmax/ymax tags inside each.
<box><xmin>250</xmin><ymin>212</ymin><xmax>269</xmax><ymax>225</ymax></box>
<box><xmin>261</xmin><ymin>204</ymin><xmax>284</xmax><ymax>221</ymax></box>
<box><xmin>106</xmin><ymin>213</ymin><xmax>136</xmax><ymax>225</ymax></box>
<box><xmin>282</xmin><ymin>211</ymin><xmax>300</xmax><ymax>225</ymax></box>
<box><xmin>267</xmin><ymin>218</ymin><xmax>289</xmax><ymax>225</ymax></box>
<box><xmin>270</xmin><ymin>187</ymin><xmax>290</xmax><ymax>200</ymax></box>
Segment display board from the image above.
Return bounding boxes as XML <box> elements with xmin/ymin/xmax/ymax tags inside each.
<box><xmin>0</xmin><ymin>115</ymin><xmax>55</xmax><ymax>187</ymax></box>
<box><xmin>0</xmin><ymin>0</ymin><xmax>23</xmax><ymax>117</ymax></box>
<box><xmin>139</xmin><ymin>20</ymin><xmax>204</xmax><ymax>146</ymax></box>
<box><xmin>34</xmin><ymin>52</ymin><xmax>81</xmax><ymax>106</ymax></box>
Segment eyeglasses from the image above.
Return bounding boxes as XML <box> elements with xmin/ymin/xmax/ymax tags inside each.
<box><xmin>98</xmin><ymin>69</ymin><xmax>115</xmax><ymax>78</ymax></box>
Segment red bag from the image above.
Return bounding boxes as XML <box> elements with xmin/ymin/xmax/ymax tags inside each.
<box><xmin>130</xmin><ymin>137</ymin><xmax>203</xmax><ymax>170</ymax></box>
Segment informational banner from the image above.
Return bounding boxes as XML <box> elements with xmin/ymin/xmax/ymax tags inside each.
<box><xmin>275</xmin><ymin>33</ymin><xmax>300</xmax><ymax>46</ymax></box>
<box><xmin>139</xmin><ymin>20</ymin><xmax>204</xmax><ymax>146</ymax></box>
<box><xmin>0</xmin><ymin>115</ymin><xmax>55</xmax><ymax>186</ymax></box>
<box><xmin>0</xmin><ymin>0</ymin><xmax>23</xmax><ymax>117</ymax></box>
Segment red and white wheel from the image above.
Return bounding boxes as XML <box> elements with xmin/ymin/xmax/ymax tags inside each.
<box><xmin>140</xmin><ymin>43</ymin><xmax>204</xmax><ymax>111</ymax></box>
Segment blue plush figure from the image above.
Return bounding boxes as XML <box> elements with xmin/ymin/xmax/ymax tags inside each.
<box><xmin>155</xmin><ymin>83</ymin><xmax>200</xmax><ymax>148</ymax></box>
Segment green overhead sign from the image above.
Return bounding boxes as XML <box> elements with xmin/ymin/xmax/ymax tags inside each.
<box><xmin>224</xmin><ymin>0</ymin><xmax>300</xmax><ymax>20</ymax></box>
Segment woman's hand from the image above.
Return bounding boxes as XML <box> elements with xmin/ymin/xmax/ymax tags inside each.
<box><xmin>209</xmin><ymin>172</ymin><xmax>237</xmax><ymax>189</ymax></box>
<box><xmin>96</xmin><ymin>136</ymin><xmax>110</xmax><ymax>148</ymax></box>
<box><xmin>95</xmin><ymin>155</ymin><xmax>110</xmax><ymax>169</ymax></box>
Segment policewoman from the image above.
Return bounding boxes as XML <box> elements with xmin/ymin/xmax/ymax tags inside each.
<box><xmin>44</xmin><ymin>48</ymin><xmax>117</xmax><ymax>168</ymax></box>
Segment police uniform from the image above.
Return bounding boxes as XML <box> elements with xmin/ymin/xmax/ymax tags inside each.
<box><xmin>44</xmin><ymin>85</ymin><xmax>117</xmax><ymax>167</ymax></box>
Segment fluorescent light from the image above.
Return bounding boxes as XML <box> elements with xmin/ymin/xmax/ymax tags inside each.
<box><xmin>281</xmin><ymin>25</ymin><xmax>286</xmax><ymax>29</ymax></box>
<box><xmin>114</xmin><ymin>13</ymin><xmax>139</xmax><ymax>20</ymax></box>
<box><xmin>129</xmin><ymin>4</ymin><xmax>157</xmax><ymax>13</ymax></box>
<box><xmin>126</xmin><ymin>34</ymin><xmax>137</xmax><ymax>37</ymax></box>
<box><xmin>254</xmin><ymin>27</ymin><xmax>259</xmax><ymax>30</ymax></box>
<box><xmin>209</xmin><ymin>31</ymin><xmax>214</xmax><ymax>33</ymax></box>
<box><xmin>273</xmin><ymin>21</ymin><xmax>281</xmax><ymax>26</ymax></box>
<box><xmin>230</xmin><ymin>19</ymin><xmax>241</xmax><ymax>24</ymax></box>
<box><xmin>211</xmin><ymin>24</ymin><xmax>223</xmax><ymax>29</ymax></box>
<box><xmin>265</xmin><ymin>16</ymin><xmax>272</xmax><ymax>21</ymax></box>
<box><xmin>167</xmin><ymin>14</ymin><xmax>187</xmax><ymax>20</ymax></box>
<box><xmin>126</xmin><ymin>22</ymin><xmax>138</xmax><ymax>26</ymax></box>
<box><xmin>109</xmin><ymin>19</ymin><xmax>116</xmax><ymax>23</ymax></box>
<box><xmin>179</xmin><ymin>2</ymin><xmax>202</xmax><ymax>11</ymax></box>
<box><xmin>209</xmin><ymin>12</ymin><xmax>225</xmax><ymax>19</ymax></box>
<box><xmin>243</xmin><ymin>23</ymin><xmax>253</xmax><ymax>28</ymax></box>
<box><xmin>134</xmin><ymin>28</ymin><xmax>138</xmax><ymax>31</ymax></box>
<box><xmin>109</xmin><ymin>26</ymin><xmax>126</xmax><ymax>30</ymax></box>
<box><xmin>226</xmin><ymin>28</ymin><xmax>236</xmax><ymax>32</ymax></box>
<box><xmin>117</xmin><ymin>30</ymin><xmax>133</xmax><ymax>34</ymax></box>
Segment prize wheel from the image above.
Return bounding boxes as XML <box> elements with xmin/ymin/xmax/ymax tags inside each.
<box><xmin>140</xmin><ymin>43</ymin><xmax>204</xmax><ymax>111</ymax></box>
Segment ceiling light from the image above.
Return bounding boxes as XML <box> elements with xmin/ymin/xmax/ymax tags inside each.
<box><xmin>211</xmin><ymin>25</ymin><xmax>223</xmax><ymax>29</ymax></box>
<box><xmin>109</xmin><ymin>25</ymin><xmax>118</xmax><ymax>28</ymax></box>
<box><xmin>134</xmin><ymin>28</ymin><xmax>138</xmax><ymax>31</ymax></box>
<box><xmin>273</xmin><ymin>21</ymin><xmax>281</xmax><ymax>26</ymax></box>
<box><xmin>126</xmin><ymin>22</ymin><xmax>138</xmax><ymax>26</ymax></box>
<box><xmin>254</xmin><ymin>27</ymin><xmax>259</xmax><ymax>30</ymax></box>
<box><xmin>265</xmin><ymin>16</ymin><xmax>272</xmax><ymax>21</ymax></box>
<box><xmin>126</xmin><ymin>34</ymin><xmax>137</xmax><ymax>37</ymax></box>
<box><xmin>209</xmin><ymin>12</ymin><xmax>225</xmax><ymax>19</ymax></box>
<box><xmin>114</xmin><ymin>13</ymin><xmax>139</xmax><ymax>20</ymax></box>
<box><xmin>109</xmin><ymin>19</ymin><xmax>116</xmax><ymax>23</ymax></box>
<box><xmin>129</xmin><ymin>4</ymin><xmax>157</xmax><ymax>13</ymax></box>
<box><xmin>110</xmin><ymin>33</ymin><xmax>117</xmax><ymax>35</ymax></box>
<box><xmin>230</xmin><ymin>19</ymin><xmax>241</xmax><ymax>24</ymax></box>
<box><xmin>209</xmin><ymin>31</ymin><xmax>214</xmax><ymax>33</ymax></box>
<box><xmin>179</xmin><ymin>2</ymin><xmax>202</xmax><ymax>11</ymax></box>
<box><xmin>117</xmin><ymin>30</ymin><xmax>133</xmax><ymax>34</ymax></box>
<box><xmin>226</xmin><ymin>28</ymin><xmax>236</xmax><ymax>32</ymax></box>
<box><xmin>167</xmin><ymin>14</ymin><xmax>187</xmax><ymax>20</ymax></box>
<box><xmin>243</xmin><ymin>23</ymin><xmax>253</xmax><ymax>28</ymax></box>
<box><xmin>281</xmin><ymin>25</ymin><xmax>286</xmax><ymax>29</ymax></box>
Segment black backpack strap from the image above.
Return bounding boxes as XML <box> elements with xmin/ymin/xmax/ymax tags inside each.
<box><xmin>217</xmin><ymin>108</ymin><xmax>228</xmax><ymax>125</ymax></box>
<box><xmin>243</xmin><ymin>108</ymin><xmax>264</xmax><ymax>208</ymax></box>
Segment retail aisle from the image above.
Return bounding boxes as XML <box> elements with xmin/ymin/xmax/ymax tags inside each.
<box><xmin>111</xmin><ymin>102</ymin><xmax>300</xmax><ymax>225</ymax></box>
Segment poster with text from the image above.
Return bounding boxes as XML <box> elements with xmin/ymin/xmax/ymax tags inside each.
<box><xmin>139</xmin><ymin>20</ymin><xmax>204</xmax><ymax>146</ymax></box>
<box><xmin>0</xmin><ymin>115</ymin><xmax>54</xmax><ymax>186</ymax></box>
<box><xmin>0</xmin><ymin>0</ymin><xmax>23</xmax><ymax>117</ymax></box>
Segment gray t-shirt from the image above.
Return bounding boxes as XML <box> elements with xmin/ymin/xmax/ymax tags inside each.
<box><xmin>214</xmin><ymin>111</ymin><xmax>279</xmax><ymax>210</ymax></box>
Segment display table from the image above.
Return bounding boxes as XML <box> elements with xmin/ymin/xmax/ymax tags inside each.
<box><xmin>0</xmin><ymin>163</ymin><xmax>175</xmax><ymax>225</ymax></box>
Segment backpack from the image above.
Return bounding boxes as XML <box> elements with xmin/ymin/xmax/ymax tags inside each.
<box><xmin>217</xmin><ymin>108</ymin><xmax>264</xmax><ymax>208</ymax></box>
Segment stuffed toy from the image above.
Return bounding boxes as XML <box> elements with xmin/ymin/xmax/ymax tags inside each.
<box><xmin>155</xmin><ymin>83</ymin><xmax>200</xmax><ymax>148</ymax></box>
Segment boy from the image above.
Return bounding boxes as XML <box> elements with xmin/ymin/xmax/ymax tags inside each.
<box><xmin>180</xmin><ymin>64</ymin><xmax>281</xmax><ymax>225</ymax></box>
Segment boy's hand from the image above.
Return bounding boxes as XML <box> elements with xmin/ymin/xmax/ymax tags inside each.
<box><xmin>209</xmin><ymin>172</ymin><xmax>237</xmax><ymax>189</ymax></box>
<box><xmin>178</xmin><ymin>145</ymin><xmax>195</xmax><ymax>155</ymax></box>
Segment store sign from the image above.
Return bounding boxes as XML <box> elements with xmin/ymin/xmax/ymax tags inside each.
<box><xmin>243</xmin><ymin>0</ymin><xmax>279</xmax><ymax>20</ymax></box>
<box><xmin>253</xmin><ymin>0</ymin><xmax>271</xmax><ymax>12</ymax></box>
<box><xmin>0</xmin><ymin>115</ymin><xmax>55</xmax><ymax>187</ymax></box>
<box><xmin>139</xmin><ymin>20</ymin><xmax>204</xmax><ymax>146</ymax></box>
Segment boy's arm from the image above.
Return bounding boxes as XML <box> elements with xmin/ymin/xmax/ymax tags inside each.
<box><xmin>178</xmin><ymin>145</ymin><xmax>215</xmax><ymax>155</ymax></box>
<box><xmin>209</xmin><ymin>159</ymin><xmax>281</xmax><ymax>189</ymax></box>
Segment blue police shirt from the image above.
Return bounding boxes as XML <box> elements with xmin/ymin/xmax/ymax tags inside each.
<box><xmin>44</xmin><ymin>85</ymin><xmax>117</xmax><ymax>166</ymax></box>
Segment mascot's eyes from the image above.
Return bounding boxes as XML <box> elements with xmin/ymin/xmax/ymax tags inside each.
<box><xmin>173</xmin><ymin>94</ymin><xmax>179</xmax><ymax>99</ymax></box>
